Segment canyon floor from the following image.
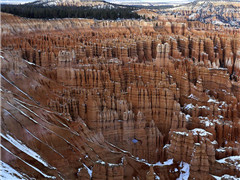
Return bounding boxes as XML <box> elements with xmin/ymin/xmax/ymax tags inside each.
<box><xmin>1</xmin><ymin>9</ymin><xmax>240</xmax><ymax>180</ymax></box>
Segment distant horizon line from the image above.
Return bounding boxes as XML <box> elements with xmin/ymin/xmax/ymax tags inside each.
<box><xmin>1</xmin><ymin>0</ymin><xmax>195</xmax><ymax>5</ymax></box>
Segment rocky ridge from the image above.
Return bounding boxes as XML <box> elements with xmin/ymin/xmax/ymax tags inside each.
<box><xmin>157</xmin><ymin>0</ymin><xmax>240</xmax><ymax>27</ymax></box>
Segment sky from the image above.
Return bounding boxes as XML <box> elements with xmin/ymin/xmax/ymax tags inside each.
<box><xmin>1</xmin><ymin>0</ymin><xmax>31</xmax><ymax>4</ymax></box>
<box><xmin>0</xmin><ymin>0</ymin><xmax>194</xmax><ymax>4</ymax></box>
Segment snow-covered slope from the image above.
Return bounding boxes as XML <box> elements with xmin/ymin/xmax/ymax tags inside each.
<box><xmin>28</xmin><ymin>0</ymin><xmax>196</xmax><ymax>7</ymax></box>
<box><xmin>106</xmin><ymin>0</ymin><xmax>195</xmax><ymax>6</ymax></box>
<box><xmin>159</xmin><ymin>0</ymin><xmax>240</xmax><ymax>27</ymax></box>
<box><xmin>29</xmin><ymin>0</ymin><xmax>110</xmax><ymax>7</ymax></box>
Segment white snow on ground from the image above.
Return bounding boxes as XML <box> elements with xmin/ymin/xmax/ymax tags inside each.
<box><xmin>176</xmin><ymin>162</ymin><xmax>190</xmax><ymax>180</ymax></box>
<box><xmin>77</xmin><ymin>167</ymin><xmax>82</xmax><ymax>173</ymax></box>
<box><xmin>184</xmin><ymin>103</ymin><xmax>195</xmax><ymax>110</ymax></box>
<box><xmin>213</xmin><ymin>119</ymin><xmax>222</xmax><ymax>125</ymax></box>
<box><xmin>216</xmin><ymin>147</ymin><xmax>226</xmax><ymax>153</ymax></box>
<box><xmin>188</xmin><ymin>13</ymin><xmax>197</xmax><ymax>19</ymax></box>
<box><xmin>1</xmin><ymin>133</ymin><xmax>54</xmax><ymax>169</ymax></box>
<box><xmin>185</xmin><ymin>114</ymin><xmax>191</xmax><ymax>122</ymax></box>
<box><xmin>135</xmin><ymin>158</ymin><xmax>174</xmax><ymax>167</ymax></box>
<box><xmin>199</xmin><ymin>116</ymin><xmax>214</xmax><ymax>127</ymax></box>
<box><xmin>96</xmin><ymin>160</ymin><xmax>106</xmax><ymax>165</ymax></box>
<box><xmin>95</xmin><ymin>159</ymin><xmax>121</xmax><ymax>167</ymax></box>
<box><xmin>200</xmin><ymin>120</ymin><xmax>214</xmax><ymax>127</ymax></box>
<box><xmin>154</xmin><ymin>159</ymin><xmax>173</xmax><ymax>166</ymax></box>
<box><xmin>23</xmin><ymin>59</ymin><xmax>36</xmax><ymax>65</ymax></box>
<box><xmin>6</xmin><ymin>101</ymin><xmax>38</xmax><ymax>124</ymax></box>
<box><xmin>0</xmin><ymin>161</ymin><xmax>30</xmax><ymax>180</ymax></box>
<box><xmin>208</xmin><ymin>97</ymin><xmax>219</xmax><ymax>104</ymax></box>
<box><xmin>174</xmin><ymin>131</ymin><xmax>189</xmax><ymax>136</ymax></box>
<box><xmin>1</xmin><ymin>74</ymin><xmax>33</xmax><ymax>101</ymax></box>
<box><xmin>216</xmin><ymin>147</ymin><xmax>232</xmax><ymax>153</ymax></box>
<box><xmin>188</xmin><ymin>94</ymin><xmax>198</xmax><ymax>100</ymax></box>
<box><xmin>211</xmin><ymin>140</ymin><xmax>218</xmax><ymax>145</ymax></box>
<box><xmin>218</xmin><ymin>115</ymin><xmax>224</xmax><ymax>119</ymax></box>
<box><xmin>212</xmin><ymin>174</ymin><xmax>240</xmax><ymax>180</ymax></box>
<box><xmin>83</xmin><ymin>164</ymin><xmax>92</xmax><ymax>177</ymax></box>
<box><xmin>212</xmin><ymin>20</ymin><xmax>225</xmax><ymax>25</ymax></box>
<box><xmin>216</xmin><ymin>156</ymin><xmax>240</xmax><ymax>171</ymax></box>
<box><xmin>163</xmin><ymin>144</ymin><xmax>170</xmax><ymax>149</ymax></box>
<box><xmin>191</xmin><ymin>128</ymin><xmax>212</xmax><ymax>136</ymax></box>
<box><xmin>14</xmin><ymin>98</ymin><xmax>79</xmax><ymax>136</ymax></box>
<box><xmin>0</xmin><ymin>144</ymin><xmax>56</xmax><ymax>179</ymax></box>
<box><xmin>198</xmin><ymin>105</ymin><xmax>210</xmax><ymax>110</ymax></box>
<box><xmin>7</xmin><ymin>100</ymin><xmax>80</xmax><ymax>152</ymax></box>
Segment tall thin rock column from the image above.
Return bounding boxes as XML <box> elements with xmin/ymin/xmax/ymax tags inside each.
<box><xmin>155</xmin><ymin>43</ymin><xmax>170</xmax><ymax>68</ymax></box>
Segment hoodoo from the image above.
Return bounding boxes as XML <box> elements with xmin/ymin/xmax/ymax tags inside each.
<box><xmin>1</xmin><ymin>0</ymin><xmax>240</xmax><ymax>179</ymax></box>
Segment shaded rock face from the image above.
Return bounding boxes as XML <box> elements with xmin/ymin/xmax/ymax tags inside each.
<box><xmin>1</xmin><ymin>12</ymin><xmax>240</xmax><ymax>179</ymax></box>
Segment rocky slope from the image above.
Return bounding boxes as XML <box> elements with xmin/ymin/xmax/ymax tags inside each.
<box><xmin>1</xmin><ymin>12</ymin><xmax>240</xmax><ymax>179</ymax></box>
<box><xmin>158</xmin><ymin>0</ymin><xmax>240</xmax><ymax>27</ymax></box>
<box><xmin>103</xmin><ymin>0</ymin><xmax>194</xmax><ymax>6</ymax></box>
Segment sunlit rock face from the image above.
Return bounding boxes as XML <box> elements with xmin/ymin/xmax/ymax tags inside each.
<box><xmin>1</xmin><ymin>12</ymin><xmax>240</xmax><ymax>179</ymax></box>
<box><xmin>155</xmin><ymin>0</ymin><xmax>240</xmax><ymax>28</ymax></box>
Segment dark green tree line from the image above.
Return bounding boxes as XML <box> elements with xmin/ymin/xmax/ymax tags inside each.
<box><xmin>1</xmin><ymin>5</ymin><xmax>141</xmax><ymax>20</ymax></box>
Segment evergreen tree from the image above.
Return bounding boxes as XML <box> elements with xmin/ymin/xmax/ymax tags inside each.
<box><xmin>1</xmin><ymin>4</ymin><xmax>141</xmax><ymax>20</ymax></box>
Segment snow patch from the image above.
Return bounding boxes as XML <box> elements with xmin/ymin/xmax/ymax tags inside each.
<box><xmin>174</xmin><ymin>131</ymin><xmax>189</xmax><ymax>136</ymax></box>
<box><xmin>154</xmin><ymin>159</ymin><xmax>173</xmax><ymax>166</ymax></box>
<box><xmin>211</xmin><ymin>140</ymin><xmax>218</xmax><ymax>145</ymax></box>
<box><xmin>191</xmin><ymin>128</ymin><xmax>212</xmax><ymax>136</ymax></box>
<box><xmin>212</xmin><ymin>174</ymin><xmax>239</xmax><ymax>180</ymax></box>
<box><xmin>216</xmin><ymin>156</ymin><xmax>240</xmax><ymax>171</ymax></box>
<box><xmin>184</xmin><ymin>103</ymin><xmax>195</xmax><ymax>110</ymax></box>
<box><xmin>0</xmin><ymin>144</ymin><xmax>56</xmax><ymax>179</ymax></box>
<box><xmin>185</xmin><ymin>114</ymin><xmax>191</xmax><ymax>122</ymax></box>
<box><xmin>83</xmin><ymin>164</ymin><xmax>92</xmax><ymax>178</ymax></box>
<box><xmin>163</xmin><ymin>144</ymin><xmax>170</xmax><ymax>149</ymax></box>
<box><xmin>208</xmin><ymin>98</ymin><xmax>219</xmax><ymax>104</ymax></box>
<box><xmin>188</xmin><ymin>94</ymin><xmax>198</xmax><ymax>100</ymax></box>
<box><xmin>189</xmin><ymin>13</ymin><xmax>197</xmax><ymax>19</ymax></box>
<box><xmin>177</xmin><ymin>162</ymin><xmax>190</xmax><ymax>180</ymax></box>
<box><xmin>199</xmin><ymin>117</ymin><xmax>214</xmax><ymax>127</ymax></box>
<box><xmin>0</xmin><ymin>161</ymin><xmax>30</xmax><ymax>180</ymax></box>
<box><xmin>0</xmin><ymin>133</ymin><xmax>54</xmax><ymax>169</ymax></box>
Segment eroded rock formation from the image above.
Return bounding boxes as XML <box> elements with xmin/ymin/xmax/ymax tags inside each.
<box><xmin>1</xmin><ymin>12</ymin><xmax>240</xmax><ymax>179</ymax></box>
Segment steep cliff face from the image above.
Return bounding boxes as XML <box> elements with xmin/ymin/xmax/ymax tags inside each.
<box><xmin>1</xmin><ymin>12</ymin><xmax>240</xmax><ymax>179</ymax></box>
